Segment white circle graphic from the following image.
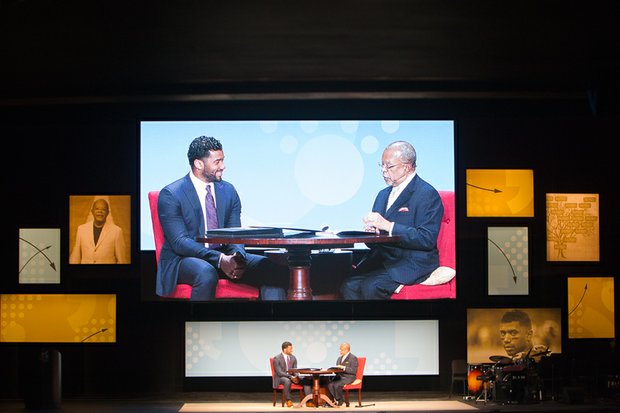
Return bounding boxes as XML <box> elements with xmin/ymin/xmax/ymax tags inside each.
<box><xmin>306</xmin><ymin>342</ymin><xmax>328</xmax><ymax>363</ymax></box>
<box><xmin>361</xmin><ymin>135</ymin><xmax>380</xmax><ymax>154</ymax></box>
<box><xmin>381</xmin><ymin>120</ymin><xmax>400</xmax><ymax>134</ymax></box>
<box><xmin>294</xmin><ymin>135</ymin><xmax>364</xmax><ymax>206</ymax></box>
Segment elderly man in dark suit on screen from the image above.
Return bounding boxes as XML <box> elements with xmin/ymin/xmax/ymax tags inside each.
<box><xmin>341</xmin><ymin>140</ymin><xmax>443</xmax><ymax>299</ymax></box>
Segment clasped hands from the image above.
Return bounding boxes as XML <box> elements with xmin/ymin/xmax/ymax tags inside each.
<box><xmin>363</xmin><ymin>212</ymin><xmax>390</xmax><ymax>233</ymax></box>
<box><xmin>220</xmin><ymin>251</ymin><xmax>247</xmax><ymax>280</ymax></box>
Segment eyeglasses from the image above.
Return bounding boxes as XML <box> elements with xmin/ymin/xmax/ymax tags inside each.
<box><xmin>378</xmin><ymin>162</ymin><xmax>405</xmax><ymax>172</ymax></box>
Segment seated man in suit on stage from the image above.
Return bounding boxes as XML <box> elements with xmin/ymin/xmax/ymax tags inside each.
<box><xmin>327</xmin><ymin>342</ymin><xmax>358</xmax><ymax>406</ymax></box>
<box><xmin>273</xmin><ymin>341</ymin><xmax>313</xmax><ymax>407</ymax></box>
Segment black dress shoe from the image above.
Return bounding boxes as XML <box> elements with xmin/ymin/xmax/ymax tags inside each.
<box><xmin>336</xmin><ymin>400</ymin><xmax>344</xmax><ymax>406</ymax></box>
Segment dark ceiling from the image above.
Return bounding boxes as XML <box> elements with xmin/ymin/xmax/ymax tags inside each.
<box><xmin>2</xmin><ymin>0</ymin><xmax>619</xmax><ymax>106</ymax></box>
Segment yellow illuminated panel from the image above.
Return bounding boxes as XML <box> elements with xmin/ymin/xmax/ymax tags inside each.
<box><xmin>547</xmin><ymin>193</ymin><xmax>599</xmax><ymax>262</ymax></box>
<box><xmin>0</xmin><ymin>294</ymin><xmax>116</xmax><ymax>343</ymax></box>
<box><xmin>69</xmin><ymin>195</ymin><xmax>131</xmax><ymax>264</ymax></box>
<box><xmin>466</xmin><ymin>169</ymin><xmax>534</xmax><ymax>217</ymax></box>
<box><xmin>568</xmin><ymin>277</ymin><xmax>614</xmax><ymax>339</ymax></box>
<box><xmin>466</xmin><ymin>307</ymin><xmax>561</xmax><ymax>365</ymax></box>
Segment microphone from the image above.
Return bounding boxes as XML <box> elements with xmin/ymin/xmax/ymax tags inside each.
<box><xmin>385</xmin><ymin>169</ymin><xmax>409</xmax><ymax>186</ymax></box>
<box><xmin>81</xmin><ymin>328</ymin><xmax>108</xmax><ymax>342</ymax></box>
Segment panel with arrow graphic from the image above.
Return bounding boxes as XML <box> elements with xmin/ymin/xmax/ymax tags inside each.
<box><xmin>466</xmin><ymin>169</ymin><xmax>534</xmax><ymax>217</ymax></box>
<box><xmin>487</xmin><ymin>226</ymin><xmax>529</xmax><ymax>296</ymax></box>
<box><xmin>19</xmin><ymin>228</ymin><xmax>61</xmax><ymax>284</ymax></box>
<box><xmin>567</xmin><ymin>277</ymin><xmax>614</xmax><ymax>339</ymax></box>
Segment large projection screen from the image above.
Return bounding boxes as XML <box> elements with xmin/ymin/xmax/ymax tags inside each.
<box><xmin>140</xmin><ymin>120</ymin><xmax>455</xmax><ymax>251</ymax></box>
<box><xmin>185</xmin><ymin>320</ymin><xmax>439</xmax><ymax>377</ymax></box>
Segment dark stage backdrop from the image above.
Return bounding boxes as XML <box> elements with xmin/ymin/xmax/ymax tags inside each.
<box><xmin>1</xmin><ymin>99</ymin><xmax>618</xmax><ymax>397</ymax></box>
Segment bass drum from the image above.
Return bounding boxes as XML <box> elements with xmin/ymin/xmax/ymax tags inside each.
<box><xmin>467</xmin><ymin>366</ymin><xmax>483</xmax><ymax>394</ymax></box>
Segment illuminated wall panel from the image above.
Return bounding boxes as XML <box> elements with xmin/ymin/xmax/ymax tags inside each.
<box><xmin>0</xmin><ymin>294</ymin><xmax>116</xmax><ymax>343</ymax></box>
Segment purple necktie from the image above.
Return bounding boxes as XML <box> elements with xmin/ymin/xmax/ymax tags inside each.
<box><xmin>205</xmin><ymin>185</ymin><xmax>220</xmax><ymax>248</ymax></box>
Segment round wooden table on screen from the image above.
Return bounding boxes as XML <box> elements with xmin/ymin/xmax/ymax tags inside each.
<box><xmin>288</xmin><ymin>367</ymin><xmax>344</xmax><ymax>408</ymax></box>
<box><xmin>197</xmin><ymin>233</ymin><xmax>399</xmax><ymax>300</ymax></box>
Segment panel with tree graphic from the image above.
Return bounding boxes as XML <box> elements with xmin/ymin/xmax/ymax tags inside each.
<box><xmin>546</xmin><ymin>193</ymin><xmax>599</xmax><ymax>262</ymax></box>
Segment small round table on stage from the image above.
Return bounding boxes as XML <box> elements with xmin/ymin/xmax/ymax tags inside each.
<box><xmin>288</xmin><ymin>368</ymin><xmax>344</xmax><ymax>408</ymax></box>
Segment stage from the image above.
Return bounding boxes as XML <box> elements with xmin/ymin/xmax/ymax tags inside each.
<box><xmin>1</xmin><ymin>391</ymin><xmax>619</xmax><ymax>413</ymax></box>
<box><xmin>181</xmin><ymin>400</ymin><xmax>476</xmax><ymax>412</ymax></box>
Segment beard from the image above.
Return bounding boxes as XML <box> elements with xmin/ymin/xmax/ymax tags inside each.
<box><xmin>203</xmin><ymin>170</ymin><xmax>222</xmax><ymax>182</ymax></box>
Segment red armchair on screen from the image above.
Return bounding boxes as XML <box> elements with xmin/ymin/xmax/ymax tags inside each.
<box><xmin>390</xmin><ymin>190</ymin><xmax>456</xmax><ymax>299</ymax></box>
<box><xmin>148</xmin><ymin>191</ymin><xmax>259</xmax><ymax>300</ymax></box>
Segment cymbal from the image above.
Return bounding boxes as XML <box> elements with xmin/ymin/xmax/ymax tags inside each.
<box><xmin>489</xmin><ymin>355</ymin><xmax>512</xmax><ymax>364</ymax></box>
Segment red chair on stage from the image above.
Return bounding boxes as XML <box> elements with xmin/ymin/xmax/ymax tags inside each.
<box><xmin>343</xmin><ymin>356</ymin><xmax>366</xmax><ymax>407</ymax></box>
<box><xmin>148</xmin><ymin>190</ymin><xmax>259</xmax><ymax>300</ymax></box>
<box><xmin>391</xmin><ymin>190</ymin><xmax>456</xmax><ymax>300</ymax></box>
<box><xmin>270</xmin><ymin>357</ymin><xmax>304</xmax><ymax>406</ymax></box>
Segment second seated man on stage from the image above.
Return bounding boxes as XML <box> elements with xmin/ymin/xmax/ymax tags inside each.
<box><xmin>327</xmin><ymin>342</ymin><xmax>358</xmax><ymax>406</ymax></box>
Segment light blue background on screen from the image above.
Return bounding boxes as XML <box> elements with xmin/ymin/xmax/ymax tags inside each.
<box><xmin>141</xmin><ymin>120</ymin><xmax>454</xmax><ymax>250</ymax></box>
<box><xmin>185</xmin><ymin>320</ymin><xmax>439</xmax><ymax>377</ymax></box>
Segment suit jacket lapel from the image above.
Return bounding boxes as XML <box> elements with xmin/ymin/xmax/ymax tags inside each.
<box><xmin>182</xmin><ymin>174</ymin><xmax>206</xmax><ymax>233</ymax></box>
<box><xmin>385</xmin><ymin>176</ymin><xmax>418</xmax><ymax>218</ymax></box>
<box><xmin>377</xmin><ymin>187</ymin><xmax>390</xmax><ymax>215</ymax></box>
<box><xmin>213</xmin><ymin>182</ymin><xmax>226</xmax><ymax>228</ymax></box>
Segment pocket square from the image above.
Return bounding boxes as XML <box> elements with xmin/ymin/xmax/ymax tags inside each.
<box><xmin>398</xmin><ymin>207</ymin><xmax>409</xmax><ymax>212</ymax></box>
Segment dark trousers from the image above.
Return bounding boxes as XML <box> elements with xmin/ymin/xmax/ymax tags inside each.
<box><xmin>278</xmin><ymin>376</ymin><xmax>313</xmax><ymax>401</ymax></box>
<box><xmin>340</xmin><ymin>269</ymin><xmax>400</xmax><ymax>300</ymax></box>
<box><xmin>328</xmin><ymin>376</ymin><xmax>355</xmax><ymax>402</ymax></box>
<box><xmin>178</xmin><ymin>253</ymin><xmax>288</xmax><ymax>300</ymax></box>
<box><xmin>340</xmin><ymin>251</ymin><xmax>400</xmax><ymax>300</ymax></box>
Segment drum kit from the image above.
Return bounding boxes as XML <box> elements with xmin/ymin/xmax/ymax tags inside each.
<box><xmin>468</xmin><ymin>350</ymin><xmax>550</xmax><ymax>404</ymax></box>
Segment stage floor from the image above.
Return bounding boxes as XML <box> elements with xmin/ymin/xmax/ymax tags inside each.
<box><xmin>2</xmin><ymin>391</ymin><xmax>619</xmax><ymax>413</ymax></box>
<box><xmin>181</xmin><ymin>400</ymin><xmax>476</xmax><ymax>412</ymax></box>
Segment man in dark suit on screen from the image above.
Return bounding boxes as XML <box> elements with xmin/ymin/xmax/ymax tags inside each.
<box><xmin>341</xmin><ymin>140</ymin><xmax>444</xmax><ymax>300</ymax></box>
<box><xmin>156</xmin><ymin>136</ymin><xmax>288</xmax><ymax>300</ymax></box>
